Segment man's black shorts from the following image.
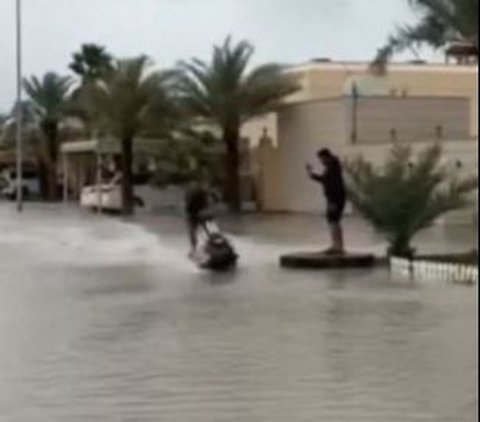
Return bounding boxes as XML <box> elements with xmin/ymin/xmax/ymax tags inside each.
<box><xmin>187</xmin><ymin>213</ymin><xmax>202</xmax><ymax>229</ymax></box>
<box><xmin>326</xmin><ymin>201</ymin><xmax>345</xmax><ymax>224</ymax></box>
<box><xmin>187</xmin><ymin>212</ymin><xmax>213</xmax><ymax>230</ymax></box>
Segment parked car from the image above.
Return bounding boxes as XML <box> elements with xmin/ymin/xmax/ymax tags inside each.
<box><xmin>80</xmin><ymin>174</ymin><xmax>144</xmax><ymax>212</ymax></box>
<box><xmin>1</xmin><ymin>168</ymin><xmax>40</xmax><ymax>201</ymax></box>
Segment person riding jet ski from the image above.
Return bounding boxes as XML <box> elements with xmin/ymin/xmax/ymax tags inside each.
<box><xmin>184</xmin><ymin>180</ymin><xmax>237</xmax><ymax>271</ymax></box>
<box><xmin>194</xmin><ymin>220</ymin><xmax>238</xmax><ymax>271</ymax></box>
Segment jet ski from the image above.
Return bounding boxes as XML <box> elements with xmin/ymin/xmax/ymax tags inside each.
<box><xmin>192</xmin><ymin>220</ymin><xmax>238</xmax><ymax>271</ymax></box>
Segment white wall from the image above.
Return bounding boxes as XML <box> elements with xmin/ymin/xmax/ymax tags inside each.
<box><xmin>270</xmin><ymin>93</ymin><xmax>475</xmax><ymax>214</ymax></box>
<box><xmin>276</xmin><ymin>99</ymin><xmax>348</xmax><ymax>212</ymax></box>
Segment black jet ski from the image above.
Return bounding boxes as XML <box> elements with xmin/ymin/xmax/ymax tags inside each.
<box><xmin>193</xmin><ymin>221</ymin><xmax>238</xmax><ymax>271</ymax></box>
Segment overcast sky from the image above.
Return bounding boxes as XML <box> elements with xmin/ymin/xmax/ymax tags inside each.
<box><xmin>0</xmin><ymin>0</ymin><xmax>440</xmax><ymax>112</ymax></box>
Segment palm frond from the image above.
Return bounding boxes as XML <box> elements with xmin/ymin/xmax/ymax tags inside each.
<box><xmin>373</xmin><ymin>0</ymin><xmax>478</xmax><ymax>67</ymax></box>
<box><xmin>82</xmin><ymin>56</ymin><xmax>179</xmax><ymax>140</ymax></box>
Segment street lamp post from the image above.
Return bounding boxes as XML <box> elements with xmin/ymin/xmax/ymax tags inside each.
<box><xmin>15</xmin><ymin>0</ymin><xmax>23</xmax><ymax>212</ymax></box>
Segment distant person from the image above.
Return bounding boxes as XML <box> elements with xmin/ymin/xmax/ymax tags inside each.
<box><xmin>306</xmin><ymin>148</ymin><xmax>346</xmax><ymax>255</ymax></box>
<box><xmin>184</xmin><ymin>179</ymin><xmax>216</xmax><ymax>258</ymax></box>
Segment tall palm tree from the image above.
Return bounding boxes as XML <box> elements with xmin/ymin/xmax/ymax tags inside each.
<box><xmin>23</xmin><ymin>73</ymin><xmax>72</xmax><ymax>200</ymax></box>
<box><xmin>373</xmin><ymin>0</ymin><xmax>478</xmax><ymax>66</ymax></box>
<box><xmin>177</xmin><ymin>37</ymin><xmax>299</xmax><ymax>212</ymax></box>
<box><xmin>84</xmin><ymin>56</ymin><xmax>178</xmax><ymax>215</ymax></box>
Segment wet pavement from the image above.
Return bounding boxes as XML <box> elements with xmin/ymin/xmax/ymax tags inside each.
<box><xmin>0</xmin><ymin>203</ymin><xmax>477</xmax><ymax>421</ymax></box>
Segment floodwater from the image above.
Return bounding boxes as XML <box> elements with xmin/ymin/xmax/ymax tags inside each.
<box><xmin>0</xmin><ymin>203</ymin><xmax>477</xmax><ymax>421</ymax></box>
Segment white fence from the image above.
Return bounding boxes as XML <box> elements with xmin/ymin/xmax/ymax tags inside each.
<box><xmin>390</xmin><ymin>256</ymin><xmax>478</xmax><ymax>284</ymax></box>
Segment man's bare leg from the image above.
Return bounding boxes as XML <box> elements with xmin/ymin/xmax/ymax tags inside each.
<box><xmin>333</xmin><ymin>223</ymin><xmax>345</xmax><ymax>253</ymax></box>
<box><xmin>188</xmin><ymin>222</ymin><xmax>198</xmax><ymax>258</ymax></box>
<box><xmin>325</xmin><ymin>223</ymin><xmax>345</xmax><ymax>254</ymax></box>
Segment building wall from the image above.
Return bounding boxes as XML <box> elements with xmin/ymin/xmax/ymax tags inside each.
<box><xmin>251</xmin><ymin>140</ymin><xmax>284</xmax><ymax>211</ymax></box>
<box><xmin>275</xmin><ymin>99</ymin><xmax>348</xmax><ymax>212</ymax></box>
<box><xmin>256</xmin><ymin>137</ymin><xmax>478</xmax><ymax>217</ymax></box>
<box><xmin>253</xmin><ymin>95</ymin><xmax>476</xmax><ymax>215</ymax></box>
<box><xmin>242</xmin><ymin>62</ymin><xmax>478</xmax><ymax>146</ymax></box>
<box><xmin>287</xmin><ymin>62</ymin><xmax>478</xmax><ymax>136</ymax></box>
<box><xmin>242</xmin><ymin>61</ymin><xmax>478</xmax><ymax>218</ymax></box>
<box><xmin>355</xmin><ymin>96</ymin><xmax>471</xmax><ymax>144</ymax></box>
<box><xmin>241</xmin><ymin>113</ymin><xmax>278</xmax><ymax>147</ymax></box>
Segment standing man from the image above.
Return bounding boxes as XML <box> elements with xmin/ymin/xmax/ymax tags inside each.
<box><xmin>306</xmin><ymin>148</ymin><xmax>346</xmax><ymax>255</ymax></box>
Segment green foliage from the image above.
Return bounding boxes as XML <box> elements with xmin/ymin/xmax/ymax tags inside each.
<box><xmin>373</xmin><ymin>0</ymin><xmax>478</xmax><ymax>66</ymax></box>
<box><xmin>23</xmin><ymin>73</ymin><xmax>73</xmax><ymax>122</ymax></box>
<box><xmin>345</xmin><ymin>142</ymin><xmax>477</xmax><ymax>257</ymax></box>
<box><xmin>83</xmin><ymin>56</ymin><xmax>178</xmax><ymax>140</ymax></box>
<box><xmin>81</xmin><ymin>55</ymin><xmax>179</xmax><ymax>214</ymax></box>
<box><xmin>152</xmin><ymin>130</ymin><xmax>224</xmax><ymax>188</ymax></box>
<box><xmin>68</xmin><ymin>44</ymin><xmax>114</xmax><ymax>135</ymax></box>
<box><xmin>176</xmin><ymin>36</ymin><xmax>299</xmax><ymax>210</ymax></box>
<box><xmin>0</xmin><ymin>101</ymin><xmax>40</xmax><ymax>149</ymax></box>
<box><xmin>69</xmin><ymin>44</ymin><xmax>113</xmax><ymax>81</ymax></box>
<box><xmin>177</xmin><ymin>36</ymin><xmax>299</xmax><ymax>127</ymax></box>
<box><xmin>23</xmin><ymin>73</ymin><xmax>73</xmax><ymax>199</ymax></box>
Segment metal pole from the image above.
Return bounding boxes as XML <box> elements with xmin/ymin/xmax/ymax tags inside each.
<box><xmin>62</xmin><ymin>152</ymin><xmax>68</xmax><ymax>204</ymax></box>
<box><xmin>15</xmin><ymin>0</ymin><xmax>23</xmax><ymax>212</ymax></box>
<box><xmin>339</xmin><ymin>62</ymin><xmax>357</xmax><ymax>145</ymax></box>
<box><xmin>351</xmin><ymin>82</ymin><xmax>358</xmax><ymax>144</ymax></box>
<box><xmin>96</xmin><ymin>151</ymin><xmax>103</xmax><ymax>214</ymax></box>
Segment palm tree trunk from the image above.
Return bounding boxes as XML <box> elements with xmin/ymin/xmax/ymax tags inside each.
<box><xmin>389</xmin><ymin>234</ymin><xmax>415</xmax><ymax>258</ymax></box>
<box><xmin>37</xmin><ymin>159</ymin><xmax>49</xmax><ymax>200</ymax></box>
<box><xmin>41</xmin><ymin>119</ymin><xmax>59</xmax><ymax>201</ymax></box>
<box><xmin>121</xmin><ymin>136</ymin><xmax>134</xmax><ymax>215</ymax></box>
<box><xmin>223</xmin><ymin>125</ymin><xmax>241</xmax><ymax>212</ymax></box>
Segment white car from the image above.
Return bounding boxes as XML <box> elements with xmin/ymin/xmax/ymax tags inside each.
<box><xmin>80</xmin><ymin>176</ymin><xmax>144</xmax><ymax>212</ymax></box>
<box><xmin>80</xmin><ymin>183</ymin><xmax>122</xmax><ymax>211</ymax></box>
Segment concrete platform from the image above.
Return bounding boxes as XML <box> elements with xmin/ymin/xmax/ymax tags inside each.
<box><xmin>280</xmin><ymin>251</ymin><xmax>376</xmax><ymax>269</ymax></box>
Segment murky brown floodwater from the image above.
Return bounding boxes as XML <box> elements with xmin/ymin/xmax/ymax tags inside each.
<box><xmin>0</xmin><ymin>204</ymin><xmax>477</xmax><ymax>421</ymax></box>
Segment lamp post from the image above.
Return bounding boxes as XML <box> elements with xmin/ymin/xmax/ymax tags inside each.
<box><xmin>15</xmin><ymin>0</ymin><xmax>23</xmax><ymax>212</ymax></box>
<box><xmin>338</xmin><ymin>62</ymin><xmax>358</xmax><ymax>144</ymax></box>
<box><xmin>351</xmin><ymin>81</ymin><xmax>358</xmax><ymax>144</ymax></box>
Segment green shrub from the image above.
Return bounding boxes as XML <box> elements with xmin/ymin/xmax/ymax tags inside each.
<box><xmin>345</xmin><ymin>142</ymin><xmax>477</xmax><ymax>258</ymax></box>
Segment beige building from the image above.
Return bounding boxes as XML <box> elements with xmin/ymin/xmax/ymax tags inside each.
<box><xmin>242</xmin><ymin>60</ymin><xmax>478</xmax><ymax>218</ymax></box>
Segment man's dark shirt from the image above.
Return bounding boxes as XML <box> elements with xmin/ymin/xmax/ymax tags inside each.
<box><xmin>185</xmin><ymin>186</ymin><xmax>209</xmax><ymax>216</ymax></box>
<box><xmin>310</xmin><ymin>155</ymin><xmax>346</xmax><ymax>205</ymax></box>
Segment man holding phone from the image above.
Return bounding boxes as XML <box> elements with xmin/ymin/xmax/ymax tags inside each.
<box><xmin>306</xmin><ymin>148</ymin><xmax>346</xmax><ymax>255</ymax></box>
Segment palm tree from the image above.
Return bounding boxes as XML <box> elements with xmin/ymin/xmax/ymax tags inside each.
<box><xmin>373</xmin><ymin>0</ymin><xmax>478</xmax><ymax>67</ymax></box>
<box><xmin>69</xmin><ymin>44</ymin><xmax>114</xmax><ymax>137</ymax></box>
<box><xmin>345</xmin><ymin>142</ymin><xmax>477</xmax><ymax>257</ymax></box>
<box><xmin>83</xmin><ymin>56</ymin><xmax>178</xmax><ymax>215</ymax></box>
<box><xmin>23</xmin><ymin>74</ymin><xmax>73</xmax><ymax>200</ymax></box>
<box><xmin>69</xmin><ymin>43</ymin><xmax>113</xmax><ymax>81</ymax></box>
<box><xmin>177</xmin><ymin>37</ymin><xmax>299</xmax><ymax>212</ymax></box>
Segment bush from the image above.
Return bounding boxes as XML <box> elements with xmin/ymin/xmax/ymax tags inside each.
<box><xmin>344</xmin><ymin>142</ymin><xmax>477</xmax><ymax>258</ymax></box>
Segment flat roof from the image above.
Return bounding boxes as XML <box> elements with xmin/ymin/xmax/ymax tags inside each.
<box><xmin>285</xmin><ymin>60</ymin><xmax>479</xmax><ymax>74</ymax></box>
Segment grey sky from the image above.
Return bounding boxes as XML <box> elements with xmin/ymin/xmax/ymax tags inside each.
<box><xmin>0</xmin><ymin>0</ymin><xmax>439</xmax><ymax>112</ymax></box>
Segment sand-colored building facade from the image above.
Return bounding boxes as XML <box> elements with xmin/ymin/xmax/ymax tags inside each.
<box><xmin>242</xmin><ymin>61</ymin><xmax>478</xmax><ymax>218</ymax></box>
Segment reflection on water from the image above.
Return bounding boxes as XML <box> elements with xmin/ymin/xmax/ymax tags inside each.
<box><xmin>0</xmin><ymin>204</ymin><xmax>477</xmax><ymax>421</ymax></box>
